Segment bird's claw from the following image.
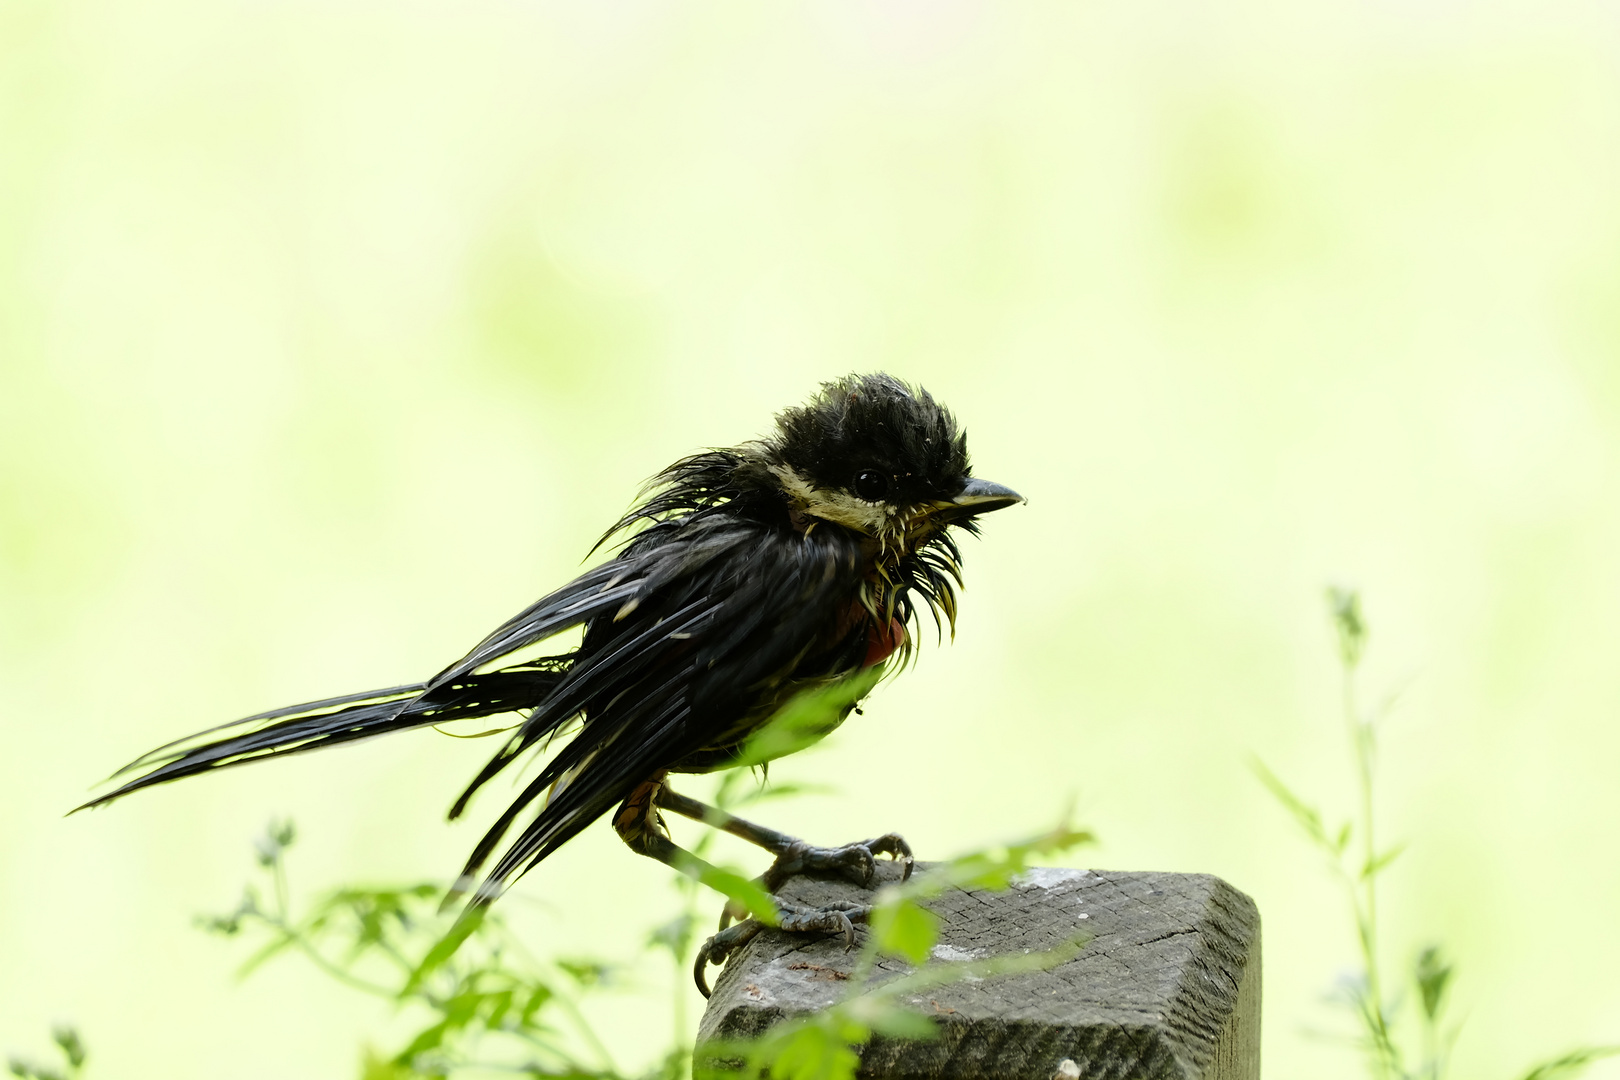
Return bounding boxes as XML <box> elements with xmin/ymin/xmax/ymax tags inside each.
<box><xmin>694</xmin><ymin>919</ymin><xmax>764</xmax><ymax>998</ymax></box>
<box><xmin>717</xmin><ymin>896</ymin><xmax>750</xmax><ymax>931</ymax></box>
<box><xmin>696</xmin><ymin>832</ymin><xmax>910</xmax><ymax>996</ymax></box>
<box><xmin>761</xmin><ymin>832</ymin><xmax>914</xmax><ymax>892</ymax></box>
<box><xmin>777</xmin><ymin>898</ymin><xmax>866</xmax><ymax>946</ymax></box>
<box><xmin>694</xmin><ymin>900</ymin><xmax>869</xmax><ymax>998</ymax></box>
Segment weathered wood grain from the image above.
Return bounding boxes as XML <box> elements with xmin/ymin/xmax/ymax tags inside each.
<box><xmin>697</xmin><ymin>864</ymin><xmax>1260</xmax><ymax>1079</ymax></box>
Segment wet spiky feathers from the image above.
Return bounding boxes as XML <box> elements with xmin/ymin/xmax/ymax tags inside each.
<box><xmin>81</xmin><ymin>373</ymin><xmax>1022</xmax><ymax>912</ymax></box>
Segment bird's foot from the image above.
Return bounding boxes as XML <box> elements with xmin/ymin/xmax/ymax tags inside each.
<box><xmin>693</xmin><ymin>899</ymin><xmax>869</xmax><ymax>998</ymax></box>
<box><xmin>693</xmin><ymin>833</ymin><xmax>912</xmax><ymax>996</ymax></box>
<box><xmin>760</xmin><ymin>832</ymin><xmax>914</xmax><ymax>893</ymax></box>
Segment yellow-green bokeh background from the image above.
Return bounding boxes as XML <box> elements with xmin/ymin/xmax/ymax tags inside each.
<box><xmin>5</xmin><ymin>2</ymin><xmax>1620</xmax><ymax>1076</ymax></box>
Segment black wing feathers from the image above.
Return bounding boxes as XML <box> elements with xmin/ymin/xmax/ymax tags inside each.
<box><xmin>424</xmin><ymin>562</ymin><xmax>635</xmax><ymax>691</ymax></box>
<box><xmin>83</xmin><ymin>470</ymin><xmax>870</xmax><ymax>910</ymax></box>
<box><xmin>451</xmin><ymin>517</ymin><xmax>866</xmax><ymax>903</ymax></box>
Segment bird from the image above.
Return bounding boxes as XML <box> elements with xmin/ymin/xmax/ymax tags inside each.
<box><xmin>79</xmin><ymin>372</ymin><xmax>1023</xmax><ymax>994</ymax></box>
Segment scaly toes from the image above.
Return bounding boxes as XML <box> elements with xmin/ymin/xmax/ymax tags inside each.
<box><xmin>693</xmin><ymin>900</ymin><xmax>871</xmax><ymax>998</ymax></box>
<box><xmin>821</xmin><ymin>843</ymin><xmax>878</xmax><ymax>887</ymax></box>
<box><xmin>776</xmin><ymin>899</ymin><xmax>867</xmax><ymax>949</ymax></box>
<box><xmin>861</xmin><ymin>832</ymin><xmax>914</xmax><ymax>882</ymax></box>
<box><xmin>761</xmin><ymin>833</ymin><xmax>913</xmax><ymax>891</ymax></box>
<box><xmin>694</xmin><ymin>919</ymin><xmax>763</xmax><ymax>998</ymax></box>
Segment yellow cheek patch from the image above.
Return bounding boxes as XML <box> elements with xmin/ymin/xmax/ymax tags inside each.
<box><xmin>768</xmin><ymin>464</ymin><xmax>896</xmax><ymax>538</ymax></box>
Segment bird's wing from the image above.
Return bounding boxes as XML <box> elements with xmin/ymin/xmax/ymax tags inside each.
<box><xmin>449</xmin><ymin>514</ymin><xmax>869</xmax><ymax>902</ymax></box>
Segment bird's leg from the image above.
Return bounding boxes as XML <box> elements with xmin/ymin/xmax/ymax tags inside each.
<box><xmin>652</xmin><ymin>783</ymin><xmax>914</xmax><ymax>893</ymax></box>
<box><xmin>612</xmin><ymin>777</ymin><xmax>887</xmax><ymax>997</ymax></box>
<box><xmin>651</xmin><ymin>781</ymin><xmax>915</xmax><ymax>996</ymax></box>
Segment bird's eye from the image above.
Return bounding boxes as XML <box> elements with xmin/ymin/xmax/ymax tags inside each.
<box><xmin>853</xmin><ymin>470</ymin><xmax>890</xmax><ymax>502</ymax></box>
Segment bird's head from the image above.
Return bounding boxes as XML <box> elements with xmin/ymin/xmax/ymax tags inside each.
<box><xmin>762</xmin><ymin>373</ymin><xmax>1023</xmax><ymax>554</ymax></box>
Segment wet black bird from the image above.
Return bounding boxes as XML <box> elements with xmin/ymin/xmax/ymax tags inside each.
<box><xmin>81</xmin><ymin>373</ymin><xmax>1022</xmax><ymax>993</ymax></box>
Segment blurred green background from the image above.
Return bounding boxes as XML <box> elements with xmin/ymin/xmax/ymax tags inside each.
<box><xmin>5</xmin><ymin>1</ymin><xmax>1620</xmax><ymax>1076</ymax></box>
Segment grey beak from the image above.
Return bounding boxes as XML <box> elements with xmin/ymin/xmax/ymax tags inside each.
<box><xmin>942</xmin><ymin>477</ymin><xmax>1025</xmax><ymax>518</ymax></box>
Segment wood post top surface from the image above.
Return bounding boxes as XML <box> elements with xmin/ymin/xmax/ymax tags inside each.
<box><xmin>698</xmin><ymin>865</ymin><xmax>1261</xmax><ymax>1080</ymax></box>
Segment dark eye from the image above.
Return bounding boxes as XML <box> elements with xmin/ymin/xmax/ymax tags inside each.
<box><xmin>853</xmin><ymin>470</ymin><xmax>890</xmax><ymax>501</ymax></box>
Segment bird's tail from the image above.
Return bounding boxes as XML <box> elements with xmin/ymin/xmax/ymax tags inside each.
<box><xmin>75</xmin><ymin>659</ymin><xmax>572</xmax><ymax>812</ymax></box>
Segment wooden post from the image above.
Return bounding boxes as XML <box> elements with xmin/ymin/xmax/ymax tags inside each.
<box><xmin>697</xmin><ymin>864</ymin><xmax>1260</xmax><ymax>1079</ymax></box>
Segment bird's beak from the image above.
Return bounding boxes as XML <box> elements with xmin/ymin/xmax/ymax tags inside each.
<box><xmin>930</xmin><ymin>477</ymin><xmax>1025</xmax><ymax>522</ymax></box>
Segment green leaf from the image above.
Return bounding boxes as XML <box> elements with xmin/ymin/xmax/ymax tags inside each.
<box><xmin>1361</xmin><ymin>843</ymin><xmax>1407</xmax><ymax>880</ymax></box>
<box><xmin>49</xmin><ymin>1027</ymin><xmax>84</xmax><ymax>1071</ymax></box>
<box><xmin>1250</xmin><ymin>758</ymin><xmax>1332</xmax><ymax>849</ymax></box>
<box><xmin>483</xmin><ymin>987</ymin><xmax>514</xmax><ymax>1030</ymax></box>
<box><xmin>869</xmin><ymin>898</ymin><xmax>939</xmax><ymax>965</ymax></box>
<box><xmin>9</xmin><ymin>1065</ymin><xmax>62</xmax><ymax>1080</ymax></box>
<box><xmin>360</xmin><ymin>1048</ymin><xmax>421</xmax><ymax>1080</ymax></box>
<box><xmin>45</xmin><ymin>1029</ymin><xmax>82</xmax><ymax>1075</ymax></box>
<box><xmin>392</xmin><ymin>1019</ymin><xmax>450</xmax><ymax>1065</ymax></box>
<box><xmin>1007</xmin><ymin>820</ymin><xmax>1096</xmax><ymax>866</ymax></box>
<box><xmin>731</xmin><ymin>668</ymin><xmax>884</xmax><ymax>769</ymax></box>
<box><xmin>254</xmin><ymin>818</ymin><xmax>297</xmax><ymax>865</ymax></box>
<box><xmin>1516</xmin><ymin>1046</ymin><xmax>1620</xmax><ymax>1080</ymax></box>
<box><xmin>402</xmin><ymin>908</ymin><xmax>485</xmax><ymax>996</ymax></box>
<box><xmin>1326</xmin><ymin>586</ymin><xmax>1367</xmax><ymax>669</ymax></box>
<box><xmin>729</xmin><ymin>781</ymin><xmax>837</xmax><ymax>809</ymax></box>
<box><xmin>690</xmin><ymin>865</ymin><xmax>778</xmax><ymax>926</ymax></box>
<box><xmin>874</xmin><ymin>934</ymin><xmax>1089</xmax><ymax>1000</ymax></box>
<box><xmin>763</xmin><ymin>1025</ymin><xmax>862</xmax><ymax>1080</ymax></box>
<box><xmin>555</xmin><ymin>958</ymin><xmax>614</xmax><ymax>987</ymax></box>
<box><xmin>519</xmin><ymin>984</ymin><xmax>553</xmax><ymax>1026</ymax></box>
<box><xmin>1413</xmin><ymin>945</ymin><xmax>1453</xmax><ymax>1022</ymax></box>
<box><xmin>441</xmin><ymin>988</ymin><xmax>484</xmax><ymax>1031</ymax></box>
<box><xmin>931</xmin><ymin>820</ymin><xmax>1095</xmax><ymax>894</ymax></box>
<box><xmin>235</xmin><ymin>929</ymin><xmax>299</xmax><ymax>979</ymax></box>
<box><xmin>940</xmin><ymin>851</ymin><xmax>1011</xmax><ymax>892</ymax></box>
<box><xmin>647</xmin><ymin>911</ymin><xmax>697</xmax><ymax>957</ymax></box>
<box><xmin>864</xmin><ymin>1005</ymin><xmax>937</xmax><ymax>1041</ymax></box>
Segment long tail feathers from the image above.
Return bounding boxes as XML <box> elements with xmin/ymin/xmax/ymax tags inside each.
<box><xmin>75</xmin><ymin>663</ymin><xmax>570</xmax><ymax>813</ymax></box>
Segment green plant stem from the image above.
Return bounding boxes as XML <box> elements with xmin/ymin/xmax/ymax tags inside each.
<box><xmin>1346</xmin><ymin>668</ymin><xmax>1390</xmax><ymax>1061</ymax></box>
<box><xmin>491</xmin><ymin>935</ymin><xmax>619</xmax><ymax>1074</ymax></box>
<box><xmin>1342</xmin><ymin>645</ymin><xmax>1408</xmax><ymax>1080</ymax></box>
<box><xmin>298</xmin><ymin>930</ymin><xmax>404</xmax><ymax>999</ymax></box>
<box><xmin>265</xmin><ymin>857</ymin><xmax>402</xmax><ymax>1001</ymax></box>
<box><xmin>670</xmin><ymin>894</ymin><xmax>695</xmax><ymax>1080</ymax></box>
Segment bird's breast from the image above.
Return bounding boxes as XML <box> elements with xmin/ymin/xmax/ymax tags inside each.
<box><xmin>862</xmin><ymin>611</ymin><xmax>907</xmax><ymax>668</ymax></box>
<box><xmin>830</xmin><ymin>595</ymin><xmax>906</xmax><ymax>669</ymax></box>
